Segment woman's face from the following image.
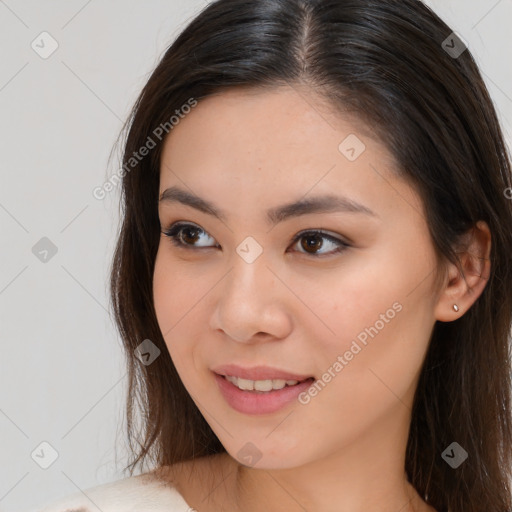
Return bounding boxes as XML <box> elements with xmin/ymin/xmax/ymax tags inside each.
<box><xmin>153</xmin><ymin>86</ymin><xmax>442</xmax><ymax>470</ymax></box>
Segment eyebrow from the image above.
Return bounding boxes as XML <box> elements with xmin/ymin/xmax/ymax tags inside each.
<box><xmin>158</xmin><ymin>186</ymin><xmax>378</xmax><ymax>225</ymax></box>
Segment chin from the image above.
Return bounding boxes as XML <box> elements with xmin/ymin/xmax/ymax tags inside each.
<box><xmin>223</xmin><ymin>439</ymin><xmax>310</xmax><ymax>471</ymax></box>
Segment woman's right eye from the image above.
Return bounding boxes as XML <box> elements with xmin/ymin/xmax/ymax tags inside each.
<box><xmin>162</xmin><ymin>222</ymin><xmax>218</xmax><ymax>249</ymax></box>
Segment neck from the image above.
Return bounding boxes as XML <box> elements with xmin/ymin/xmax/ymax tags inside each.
<box><xmin>232</xmin><ymin>464</ymin><xmax>426</xmax><ymax>512</ymax></box>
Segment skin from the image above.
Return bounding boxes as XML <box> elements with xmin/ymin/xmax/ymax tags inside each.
<box><xmin>151</xmin><ymin>85</ymin><xmax>491</xmax><ymax>512</ymax></box>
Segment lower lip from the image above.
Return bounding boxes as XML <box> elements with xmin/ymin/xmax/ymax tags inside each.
<box><xmin>213</xmin><ymin>372</ymin><xmax>315</xmax><ymax>415</ymax></box>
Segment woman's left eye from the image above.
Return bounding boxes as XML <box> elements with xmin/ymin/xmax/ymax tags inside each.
<box><xmin>161</xmin><ymin>222</ymin><xmax>350</xmax><ymax>257</ymax></box>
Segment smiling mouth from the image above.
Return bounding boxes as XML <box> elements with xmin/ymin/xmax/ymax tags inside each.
<box><xmin>213</xmin><ymin>372</ymin><xmax>316</xmax><ymax>415</ymax></box>
<box><xmin>219</xmin><ymin>374</ymin><xmax>315</xmax><ymax>392</ymax></box>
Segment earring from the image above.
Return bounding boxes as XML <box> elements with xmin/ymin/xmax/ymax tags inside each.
<box><xmin>453</xmin><ymin>304</ymin><xmax>459</xmax><ymax>312</ymax></box>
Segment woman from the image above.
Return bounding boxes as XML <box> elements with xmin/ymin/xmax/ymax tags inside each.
<box><xmin>35</xmin><ymin>0</ymin><xmax>512</xmax><ymax>511</ymax></box>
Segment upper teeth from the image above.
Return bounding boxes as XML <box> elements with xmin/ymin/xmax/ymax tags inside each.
<box><xmin>225</xmin><ymin>375</ymin><xmax>300</xmax><ymax>391</ymax></box>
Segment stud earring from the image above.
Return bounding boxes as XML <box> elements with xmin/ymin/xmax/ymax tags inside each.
<box><xmin>453</xmin><ymin>304</ymin><xmax>459</xmax><ymax>312</ymax></box>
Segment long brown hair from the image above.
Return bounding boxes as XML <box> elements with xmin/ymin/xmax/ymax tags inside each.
<box><xmin>109</xmin><ymin>1</ymin><xmax>512</xmax><ymax>510</ymax></box>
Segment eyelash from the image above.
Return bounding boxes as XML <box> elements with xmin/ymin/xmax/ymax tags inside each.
<box><xmin>161</xmin><ymin>222</ymin><xmax>350</xmax><ymax>257</ymax></box>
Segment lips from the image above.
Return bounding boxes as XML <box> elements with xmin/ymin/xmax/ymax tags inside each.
<box><xmin>213</xmin><ymin>372</ymin><xmax>315</xmax><ymax>414</ymax></box>
<box><xmin>211</xmin><ymin>364</ymin><xmax>314</xmax><ymax>382</ymax></box>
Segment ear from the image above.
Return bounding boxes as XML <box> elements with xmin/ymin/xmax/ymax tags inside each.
<box><xmin>434</xmin><ymin>220</ymin><xmax>491</xmax><ymax>322</ymax></box>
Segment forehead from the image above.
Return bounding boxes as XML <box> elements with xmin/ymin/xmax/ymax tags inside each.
<box><xmin>163</xmin><ymin>85</ymin><xmax>381</xmax><ymax>157</ymax></box>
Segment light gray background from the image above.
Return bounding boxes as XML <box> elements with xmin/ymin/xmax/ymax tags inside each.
<box><xmin>1</xmin><ymin>1</ymin><xmax>511</xmax><ymax>511</ymax></box>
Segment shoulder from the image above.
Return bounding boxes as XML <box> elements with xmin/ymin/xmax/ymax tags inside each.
<box><xmin>31</xmin><ymin>472</ymin><xmax>192</xmax><ymax>512</ymax></box>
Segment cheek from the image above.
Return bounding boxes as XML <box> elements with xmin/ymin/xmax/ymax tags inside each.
<box><xmin>152</xmin><ymin>247</ymin><xmax>215</xmax><ymax>390</ymax></box>
<box><xmin>291</xmin><ymin>294</ymin><xmax>431</xmax><ymax>459</ymax></box>
<box><xmin>153</xmin><ymin>250</ymin><xmax>177</xmax><ymax>336</ymax></box>
<box><xmin>307</xmin><ymin>238</ymin><xmax>435</xmax><ymax>393</ymax></box>
<box><xmin>153</xmin><ymin>249</ymin><xmax>194</xmax><ymax>367</ymax></box>
<box><xmin>295</xmin><ymin>249</ymin><xmax>401</xmax><ymax>351</ymax></box>
<box><xmin>153</xmin><ymin>246</ymin><xmax>207</xmax><ymax>334</ymax></box>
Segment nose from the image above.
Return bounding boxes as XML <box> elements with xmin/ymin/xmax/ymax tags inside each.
<box><xmin>209</xmin><ymin>250</ymin><xmax>293</xmax><ymax>344</ymax></box>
